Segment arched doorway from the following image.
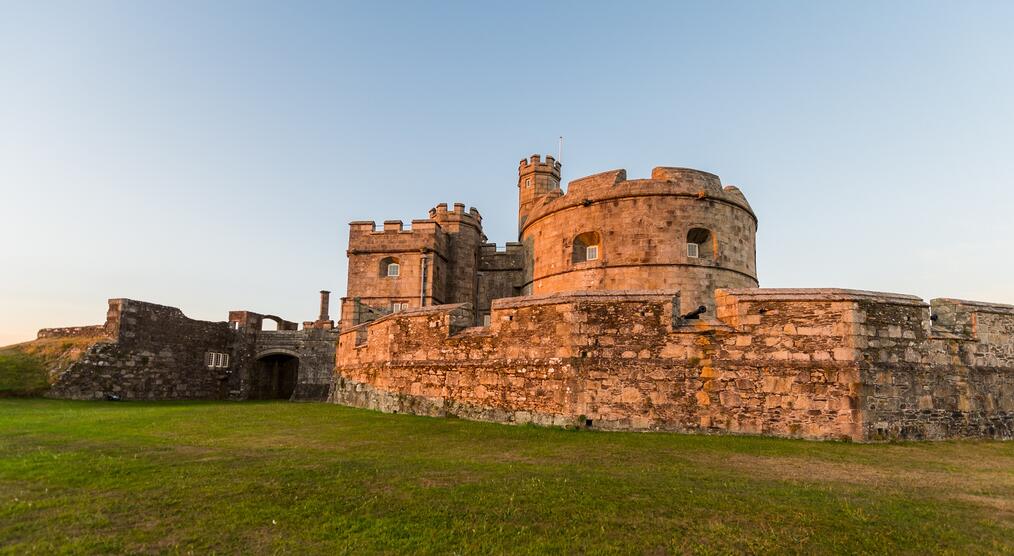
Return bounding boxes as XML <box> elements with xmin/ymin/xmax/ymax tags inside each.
<box><xmin>251</xmin><ymin>353</ymin><xmax>299</xmax><ymax>400</ymax></box>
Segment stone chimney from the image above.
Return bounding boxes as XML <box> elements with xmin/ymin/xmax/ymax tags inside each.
<box><xmin>319</xmin><ymin>290</ymin><xmax>331</xmax><ymax>322</ymax></box>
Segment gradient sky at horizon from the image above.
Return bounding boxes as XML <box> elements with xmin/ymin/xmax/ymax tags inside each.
<box><xmin>2</xmin><ymin>1</ymin><xmax>1013</xmax><ymax>345</ymax></box>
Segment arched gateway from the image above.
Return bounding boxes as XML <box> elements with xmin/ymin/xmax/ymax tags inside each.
<box><xmin>251</xmin><ymin>350</ymin><xmax>300</xmax><ymax>400</ymax></box>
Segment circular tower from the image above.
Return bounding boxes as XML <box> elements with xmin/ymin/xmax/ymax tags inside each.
<box><xmin>517</xmin><ymin>159</ymin><xmax>758</xmax><ymax>310</ymax></box>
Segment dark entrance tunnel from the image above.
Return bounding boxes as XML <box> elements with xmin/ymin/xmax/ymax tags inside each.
<box><xmin>251</xmin><ymin>353</ymin><xmax>299</xmax><ymax>400</ymax></box>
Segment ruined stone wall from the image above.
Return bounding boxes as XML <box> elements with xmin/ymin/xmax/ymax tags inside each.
<box><xmin>331</xmin><ymin>289</ymin><xmax>1013</xmax><ymax>441</ymax></box>
<box><xmin>49</xmin><ymin>299</ymin><xmax>242</xmax><ymax>400</ymax></box>
<box><xmin>36</xmin><ymin>325</ymin><xmax>108</xmax><ymax>340</ymax></box>
<box><xmin>46</xmin><ymin>298</ymin><xmax>340</xmax><ymax>402</ymax></box>
<box><xmin>519</xmin><ymin>167</ymin><xmax>758</xmax><ymax>311</ymax></box>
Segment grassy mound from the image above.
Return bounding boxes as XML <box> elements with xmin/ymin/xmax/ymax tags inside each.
<box><xmin>0</xmin><ymin>335</ymin><xmax>109</xmax><ymax>397</ymax></box>
<box><xmin>0</xmin><ymin>400</ymin><xmax>1011</xmax><ymax>554</ymax></box>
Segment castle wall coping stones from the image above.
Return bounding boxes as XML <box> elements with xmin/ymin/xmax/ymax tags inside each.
<box><xmin>931</xmin><ymin>298</ymin><xmax>1014</xmax><ymax>315</ymax></box>
<box><xmin>718</xmin><ymin>288</ymin><xmax>927</xmax><ymax>306</ymax></box>
<box><xmin>491</xmin><ymin>289</ymin><xmax>676</xmax><ymax>310</ymax></box>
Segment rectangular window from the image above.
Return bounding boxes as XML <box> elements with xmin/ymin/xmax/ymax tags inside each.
<box><xmin>482</xmin><ymin>314</ymin><xmax>491</xmax><ymax>327</ymax></box>
<box><xmin>387</xmin><ymin>263</ymin><xmax>400</xmax><ymax>277</ymax></box>
<box><xmin>206</xmin><ymin>352</ymin><xmax>230</xmax><ymax>369</ymax></box>
<box><xmin>391</xmin><ymin>302</ymin><xmax>406</xmax><ymax>312</ymax></box>
<box><xmin>586</xmin><ymin>245</ymin><xmax>599</xmax><ymax>261</ymax></box>
<box><xmin>687</xmin><ymin>243</ymin><xmax>699</xmax><ymax>258</ymax></box>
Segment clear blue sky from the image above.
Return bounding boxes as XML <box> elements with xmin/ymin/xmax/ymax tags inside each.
<box><xmin>2</xmin><ymin>1</ymin><xmax>1013</xmax><ymax>345</ymax></box>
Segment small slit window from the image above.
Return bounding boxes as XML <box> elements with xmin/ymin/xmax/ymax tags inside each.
<box><xmin>572</xmin><ymin>231</ymin><xmax>602</xmax><ymax>264</ymax></box>
<box><xmin>687</xmin><ymin>228</ymin><xmax>714</xmax><ymax>260</ymax></box>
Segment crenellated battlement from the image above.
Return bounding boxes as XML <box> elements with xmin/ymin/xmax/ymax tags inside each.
<box><xmin>518</xmin><ymin>154</ymin><xmax>561</xmax><ymax>176</ymax></box>
<box><xmin>348</xmin><ymin>203</ymin><xmax>483</xmax><ymax>239</ymax></box>
<box><xmin>428</xmin><ymin>202</ymin><xmax>482</xmax><ymax>224</ymax></box>
<box><xmin>522</xmin><ymin>165</ymin><xmax>756</xmax><ymax>236</ymax></box>
<box><xmin>480</xmin><ymin>242</ymin><xmax>524</xmax><ymax>256</ymax></box>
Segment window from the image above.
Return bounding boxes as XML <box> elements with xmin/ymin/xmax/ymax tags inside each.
<box><xmin>205</xmin><ymin>352</ymin><xmax>230</xmax><ymax>369</ymax></box>
<box><xmin>686</xmin><ymin>228</ymin><xmax>714</xmax><ymax>260</ymax></box>
<box><xmin>391</xmin><ymin>302</ymin><xmax>407</xmax><ymax>312</ymax></box>
<box><xmin>379</xmin><ymin>257</ymin><xmax>401</xmax><ymax>278</ymax></box>
<box><xmin>571</xmin><ymin>231</ymin><xmax>602</xmax><ymax>264</ymax></box>
<box><xmin>482</xmin><ymin>314</ymin><xmax>491</xmax><ymax>326</ymax></box>
<box><xmin>525</xmin><ymin>178</ymin><xmax>531</xmax><ymax>188</ymax></box>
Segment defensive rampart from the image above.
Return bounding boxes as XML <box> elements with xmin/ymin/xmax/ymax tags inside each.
<box><xmin>330</xmin><ymin>288</ymin><xmax>1014</xmax><ymax>441</ymax></box>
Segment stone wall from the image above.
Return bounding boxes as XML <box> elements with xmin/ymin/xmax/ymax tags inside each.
<box><xmin>49</xmin><ymin>299</ymin><xmax>240</xmax><ymax>400</ymax></box>
<box><xmin>331</xmin><ymin>288</ymin><xmax>1014</xmax><ymax>441</ymax></box>
<box><xmin>47</xmin><ymin>298</ymin><xmax>339</xmax><ymax>401</ymax></box>
<box><xmin>250</xmin><ymin>328</ymin><xmax>340</xmax><ymax>400</ymax></box>
<box><xmin>36</xmin><ymin>325</ymin><xmax>108</xmax><ymax>340</ymax></box>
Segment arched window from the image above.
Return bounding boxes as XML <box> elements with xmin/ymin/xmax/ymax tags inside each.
<box><xmin>380</xmin><ymin>257</ymin><xmax>400</xmax><ymax>277</ymax></box>
<box><xmin>572</xmin><ymin>231</ymin><xmax>602</xmax><ymax>264</ymax></box>
<box><xmin>687</xmin><ymin>228</ymin><xmax>714</xmax><ymax>260</ymax></box>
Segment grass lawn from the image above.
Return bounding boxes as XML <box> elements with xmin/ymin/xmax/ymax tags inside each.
<box><xmin>0</xmin><ymin>335</ymin><xmax>108</xmax><ymax>397</ymax></box>
<box><xmin>0</xmin><ymin>400</ymin><xmax>1011</xmax><ymax>555</ymax></box>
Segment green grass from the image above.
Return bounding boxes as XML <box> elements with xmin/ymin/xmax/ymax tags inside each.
<box><xmin>0</xmin><ymin>400</ymin><xmax>1011</xmax><ymax>555</ymax></box>
<box><xmin>0</xmin><ymin>352</ymin><xmax>48</xmax><ymax>396</ymax></box>
<box><xmin>0</xmin><ymin>335</ymin><xmax>108</xmax><ymax>396</ymax></box>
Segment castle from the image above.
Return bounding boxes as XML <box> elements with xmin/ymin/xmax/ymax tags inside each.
<box><xmin>341</xmin><ymin>156</ymin><xmax>756</xmax><ymax>328</ymax></box>
<box><xmin>34</xmin><ymin>154</ymin><xmax>1014</xmax><ymax>441</ymax></box>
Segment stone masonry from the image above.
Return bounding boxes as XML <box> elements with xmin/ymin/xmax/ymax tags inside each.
<box><xmin>331</xmin><ymin>289</ymin><xmax>1013</xmax><ymax>441</ymax></box>
<box><xmin>46</xmin><ymin>293</ymin><xmax>339</xmax><ymax>401</ymax></box>
<box><xmin>331</xmin><ymin>154</ymin><xmax>1013</xmax><ymax>441</ymax></box>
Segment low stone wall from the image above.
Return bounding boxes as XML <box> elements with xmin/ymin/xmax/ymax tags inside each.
<box><xmin>331</xmin><ymin>289</ymin><xmax>1014</xmax><ymax>441</ymax></box>
<box><xmin>36</xmin><ymin>325</ymin><xmax>108</xmax><ymax>340</ymax></box>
